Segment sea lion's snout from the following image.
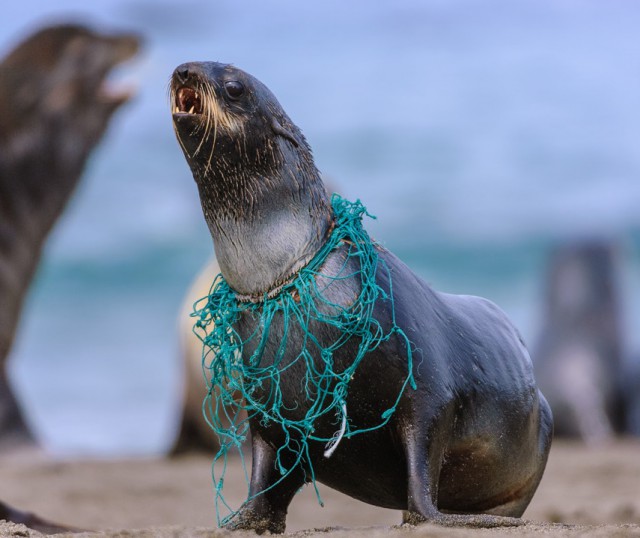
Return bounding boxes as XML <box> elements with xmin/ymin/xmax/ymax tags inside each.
<box><xmin>174</xmin><ymin>65</ymin><xmax>191</xmax><ymax>85</ymax></box>
<box><xmin>171</xmin><ymin>64</ymin><xmax>204</xmax><ymax>117</ymax></box>
<box><xmin>109</xmin><ymin>33</ymin><xmax>140</xmax><ymax>65</ymax></box>
<box><xmin>96</xmin><ymin>32</ymin><xmax>140</xmax><ymax>109</ymax></box>
<box><xmin>171</xmin><ymin>63</ymin><xmax>206</xmax><ymax>117</ymax></box>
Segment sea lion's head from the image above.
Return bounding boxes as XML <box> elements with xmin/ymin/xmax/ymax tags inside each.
<box><xmin>169</xmin><ymin>62</ymin><xmax>332</xmax><ymax>296</ymax></box>
<box><xmin>0</xmin><ymin>24</ymin><xmax>140</xmax><ymax>372</ymax></box>
<box><xmin>170</xmin><ymin>62</ymin><xmax>326</xmax><ymax>220</ymax></box>
<box><xmin>0</xmin><ymin>24</ymin><xmax>140</xmax><ymax>143</ymax></box>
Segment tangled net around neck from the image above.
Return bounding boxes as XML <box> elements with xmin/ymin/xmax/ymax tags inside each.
<box><xmin>192</xmin><ymin>194</ymin><xmax>416</xmax><ymax>525</ymax></box>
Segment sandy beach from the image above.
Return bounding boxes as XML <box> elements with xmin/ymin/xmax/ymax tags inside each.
<box><xmin>0</xmin><ymin>440</ymin><xmax>638</xmax><ymax>537</ymax></box>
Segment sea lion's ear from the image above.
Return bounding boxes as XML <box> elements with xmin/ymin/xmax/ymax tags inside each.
<box><xmin>271</xmin><ymin>118</ymin><xmax>299</xmax><ymax>148</ymax></box>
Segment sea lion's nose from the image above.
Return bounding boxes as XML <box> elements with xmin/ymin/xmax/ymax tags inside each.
<box><xmin>174</xmin><ymin>66</ymin><xmax>190</xmax><ymax>84</ymax></box>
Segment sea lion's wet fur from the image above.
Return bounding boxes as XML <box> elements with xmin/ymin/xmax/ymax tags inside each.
<box><xmin>171</xmin><ymin>61</ymin><xmax>553</xmax><ymax>533</ymax></box>
<box><xmin>0</xmin><ymin>24</ymin><xmax>138</xmax><ymax>449</ymax></box>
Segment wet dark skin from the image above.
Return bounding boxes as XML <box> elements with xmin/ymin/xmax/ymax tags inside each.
<box><xmin>170</xmin><ymin>62</ymin><xmax>553</xmax><ymax>534</ymax></box>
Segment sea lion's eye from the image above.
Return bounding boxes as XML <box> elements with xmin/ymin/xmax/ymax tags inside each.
<box><xmin>224</xmin><ymin>80</ymin><xmax>245</xmax><ymax>99</ymax></box>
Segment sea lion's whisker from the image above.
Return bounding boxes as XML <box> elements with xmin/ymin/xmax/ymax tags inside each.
<box><xmin>193</xmin><ymin>82</ymin><xmax>212</xmax><ymax>156</ymax></box>
<box><xmin>172</xmin><ymin>122</ymin><xmax>191</xmax><ymax>160</ymax></box>
<box><xmin>170</xmin><ymin>107</ymin><xmax>191</xmax><ymax>157</ymax></box>
<box><xmin>205</xmin><ymin>84</ymin><xmax>219</xmax><ymax>173</ymax></box>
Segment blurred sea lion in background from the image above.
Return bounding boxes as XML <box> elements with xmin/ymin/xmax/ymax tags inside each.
<box><xmin>0</xmin><ymin>23</ymin><xmax>139</xmax><ymax>533</ymax></box>
<box><xmin>0</xmin><ymin>23</ymin><xmax>139</xmax><ymax>451</ymax></box>
<box><xmin>172</xmin><ymin>258</ymin><xmax>222</xmax><ymax>453</ymax></box>
<box><xmin>533</xmin><ymin>240</ymin><xmax>627</xmax><ymax>443</ymax></box>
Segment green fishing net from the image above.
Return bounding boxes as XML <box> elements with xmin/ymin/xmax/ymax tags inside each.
<box><xmin>191</xmin><ymin>194</ymin><xmax>416</xmax><ymax>525</ymax></box>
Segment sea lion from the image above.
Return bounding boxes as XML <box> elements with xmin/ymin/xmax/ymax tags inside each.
<box><xmin>0</xmin><ymin>23</ymin><xmax>139</xmax><ymax>450</ymax></box>
<box><xmin>533</xmin><ymin>241</ymin><xmax>627</xmax><ymax>443</ymax></box>
<box><xmin>170</xmin><ymin>61</ymin><xmax>553</xmax><ymax>533</ymax></box>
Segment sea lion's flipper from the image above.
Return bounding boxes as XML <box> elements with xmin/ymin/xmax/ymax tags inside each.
<box><xmin>0</xmin><ymin>500</ymin><xmax>84</xmax><ymax>534</ymax></box>
<box><xmin>402</xmin><ymin>510</ymin><xmax>524</xmax><ymax>528</ymax></box>
<box><xmin>223</xmin><ymin>430</ymin><xmax>305</xmax><ymax>534</ymax></box>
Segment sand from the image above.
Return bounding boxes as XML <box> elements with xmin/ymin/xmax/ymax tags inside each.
<box><xmin>0</xmin><ymin>440</ymin><xmax>638</xmax><ymax>537</ymax></box>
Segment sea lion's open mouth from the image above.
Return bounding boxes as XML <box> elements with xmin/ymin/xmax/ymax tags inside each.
<box><xmin>98</xmin><ymin>36</ymin><xmax>140</xmax><ymax>106</ymax></box>
<box><xmin>99</xmin><ymin>70</ymin><xmax>136</xmax><ymax>107</ymax></box>
<box><xmin>175</xmin><ymin>86</ymin><xmax>203</xmax><ymax>115</ymax></box>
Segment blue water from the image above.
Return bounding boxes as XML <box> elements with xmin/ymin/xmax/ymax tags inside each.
<box><xmin>3</xmin><ymin>0</ymin><xmax>640</xmax><ymax>455</ymax></box>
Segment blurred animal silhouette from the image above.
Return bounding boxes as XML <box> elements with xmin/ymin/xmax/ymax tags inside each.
<box><xmin>0</xmin><ymin>22</ymin><xmax>139</xmax><ymax>450</ymax></box>
<box><xmin>533</xmin><ymin>240</ymin><xmax>627</xmax><ymax>443</ymax></box>
<box><xmin>0</xmin><ymin>22</ymin><xmax>139</xmax><ymax>532</ymax></box>
<box><xmin>172</xmin><ymin>258</ymin><xmax>223</xmax><ymax>453</ymax></box>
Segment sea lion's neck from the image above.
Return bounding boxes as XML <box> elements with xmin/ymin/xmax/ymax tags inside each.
<box><xmin>193</xmin><ymin>153</ymin><xmax>332</xmax><ymax>297</ymax></box>
<box><xmin>0</xmin><ymin>132</ymin><xmax>75</xmax><ymax>360</ymax></box>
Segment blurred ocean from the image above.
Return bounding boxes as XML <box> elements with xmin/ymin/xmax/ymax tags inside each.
<box><xmin>2</xmin><ymin>0</ymin><xmax>640</xmax><ymax>456</ymax></box>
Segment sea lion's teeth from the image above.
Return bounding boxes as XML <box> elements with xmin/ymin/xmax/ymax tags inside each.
<box><xmin>188</xmin><ymin>106</ymin><xmax>195</xmax><ymax>114</ymax></box>
<box><xmin>175</xmin><ymin>106</ymin><xmax>179</xmax><ymax>113</ymax></box>
<box><xmin>195</xmin><ymin>92</ymin><xmax>199</xmax><ymax>99</ymax></box>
